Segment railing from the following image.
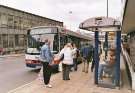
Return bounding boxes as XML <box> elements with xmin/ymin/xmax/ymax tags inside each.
<box><xmin>121</xmin><ymin>44</ymin><xmax>135</xmax><ymax>73</ymax></box>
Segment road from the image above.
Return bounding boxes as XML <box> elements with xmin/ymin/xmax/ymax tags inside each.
<box><xmin>0</xmin><ymin>56</ymin><xmax>40</xmax><ymax>93</ymax></box>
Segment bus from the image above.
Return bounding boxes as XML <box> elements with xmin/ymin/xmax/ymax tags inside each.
<box><xmin>25</xmin><ymin>26</ymin><xmax>92</xmax><ymax>71</ymax></box>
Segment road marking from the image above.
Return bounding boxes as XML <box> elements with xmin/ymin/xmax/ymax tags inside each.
<box><xmin>7</xmin><ymin>80</ymin><xmax>36</xmax><ymax>93</ymax></box>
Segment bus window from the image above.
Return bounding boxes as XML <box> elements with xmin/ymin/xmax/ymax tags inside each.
<box><xmin>28</xmin><ymin>35</ymin><xmax>38</xmax><ymax>48</ymax></box>
<box><xmin>53</xmin><ymin>34</ymin><xmax>59</xmax><ymax>53</ymax></box>
<box><xmin>60</xmin><ymin>36</ymin><xmax>67</xmax><ymax>50</ymax></box>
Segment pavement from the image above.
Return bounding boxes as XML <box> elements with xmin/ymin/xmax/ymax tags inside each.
<box><xmin>7</xmin><ymin>63</ymin><xmax>132</xmax><ymax>93</ymax></box>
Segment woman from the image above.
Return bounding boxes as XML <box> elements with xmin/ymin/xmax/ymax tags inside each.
<box><xmin>98</xmin><ymin>48</ymin><xmax>116</xmax><ymax>82</ymax></box>
<box><xmin>59</xmin><ymin>43</ymin><xmax>73</xmax><ymax>80</ymax></box>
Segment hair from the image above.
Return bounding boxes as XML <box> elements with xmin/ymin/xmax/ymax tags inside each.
<box><xmin>109</xmin><ymin>48</ymin><xmax>115</xmax><ymax>55</ymax></box>
<box><xmin>44</xmin><ymin>39</ymin><xmax>48</xmax><ymax>43</ymax></box>
<box><xmin>66</xmin><ymin>43</ymin><xmax>72</xmax><ymax>48</ymax></box>
<box><xmin>71</xmin><ymin>43</ymin><xmax>74</xmax><ymax>47</ymax></box>
<box><xmin>109</xmin><ymin>48</ymin><xmax>115</xmax><ymax>52</ymax></box>
<box><xmin>98</xmin><ymin>41</ymin><xmax>101</xmax><ymax>44</ymax></box>
<box><xmin>86</xmin><ymin>43</ymin><xmax>88</xmax><ymax>45</ymax></box>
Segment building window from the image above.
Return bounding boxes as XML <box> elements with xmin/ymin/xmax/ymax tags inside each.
<box><xmin>14</xmin><ymin>16</ymin><xmax>18</xmax><ymax>29</ymax></box>
<box><xmin>19</xmin><ymin>35</ymin><xmax>25</xmax><ymax>47</ymax></box>
<box><xmin>0</xmin><ymin>13</ymin><xmax>1</xmax><ymax>27</ymax></box>
<box><xmin>7</xmin><ymin>15</ymin><xmax>14</xmax><ymax>28</ymax></box>
<box><xmin>1</xmin><ymin>13</ymin><xmax>7</xmax><ymax>27</ymax></box>
<box><xmin>2</xmin><ymin>34</ymin><xmax>8</xmax><ymax>48</ymax></box>
<box><xmin>23</xmin><ymin>18</ymin><xmax>29</xmax><ymax>29</ymax></box>
<box><xmin>18</xmin><ymin>17</ymin><xmax>22</xmax><ymax>30</ymax></box>
<box><xmin>15</xmin><ymin>35</ymin><xmax>19</xmax><ymax>46</ymax></box>
<box><xmin>0</xmin><ymin>34</ymin><xmax>2</xmax><ymax>47</ymax></box>
<box><xmin>9</xmin><ymin>35</ymin><xmax>14</xmax><ymax>48</ymax></box>
<box><xmin>14</xmin><ymin>16</ymin><xmax>20</xmax><ymax>29</ymax></box>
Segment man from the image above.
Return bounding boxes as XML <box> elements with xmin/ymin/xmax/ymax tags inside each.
<box><xmin>40</xmin><ymin>39</ymin><xmax>53</xmax><ymax>88</ymax></box>
<box><xmin>81</xmin><ymin>43</ymin><xmax>92</xmax><ymax>73</ymax></box>
<box><xmin>91</xmin><ymin>41</ymin><xmax>101</xmax><ymax>72</ymax></box>
<box><xmin>72</xmin><ymin>43</ymin><xmax>78</xmax><ymax>71</ymax></box>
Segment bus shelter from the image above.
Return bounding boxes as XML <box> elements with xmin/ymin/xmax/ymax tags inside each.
<box><xmin>79</xmin><ymin>17</ymin><xmax>121</xmax><ymax>87</ymax></box>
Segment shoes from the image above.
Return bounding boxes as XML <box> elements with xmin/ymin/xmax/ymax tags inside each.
<box><xmin>98</xmin><ymin>79</ymin><xmax>103</xmax><ymax>83</ymax></box>
<box><xmin>91</xmin><ymin>68</ymin><xmax>93</xmax><ymax>72</ymax></box>
<box><xmin>70</xmin><ymin>70</ymin><xmax>73</xmax><ymax>72</ymax></box>
<box><xmin>66</xmin><ymin>78</ymin><xmax>70</xmax><ymax>80</ymax></box>
<box><xmin>45</xmin><ymin>84</ymin><xmax>52</xmax><ymax>88</ymax></box>
<box><xmin>82</xmin><ymin>70</ymin><xmax>85</xmax><ymax>72</ymax></box>
<box><xmin>98</xmin><ymin>77</ymin><xmax>103</xmax><ymax>82</ymax></box>
<box><xmin>63</xmin><ymin>78</ymin><xmax>70</xmax><ymax>80</ymax></box>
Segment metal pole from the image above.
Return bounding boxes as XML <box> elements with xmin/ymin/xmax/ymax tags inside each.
<box><xmin>105</xmin><ymin>32</ymin><xmax>108</xmax><ymax>59</ymax></box>
<box><xmin>94</xmin><ymin>31</ymin><xmax>99</xmax><ymax>84</ymax></box>
<box><xmin>115</xmin><ymin>30</ymin><xmax>121</xmax><ymax>86</ymax></box>
<box><xmin>107</xmin><ymin>0</ymin><xmax>108</xmax><ymax>18</ymax></box>
<box><xmin>105</xmin><ymin>0</ymin><xmax>109</xmax><ymax>59</ymax></box>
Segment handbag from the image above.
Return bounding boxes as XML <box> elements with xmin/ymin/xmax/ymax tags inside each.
<box><xmin>52</xmin><ymin>54</ymin><xmax>64</xmax><ymax>65</ymax></box>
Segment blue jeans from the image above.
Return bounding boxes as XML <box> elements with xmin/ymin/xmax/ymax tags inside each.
<box><xmin>98</xmin><ymin>63</ymin><xmax>115</xmax><ymax>83</ymax></box>
<box><xmin>98</xmin><ymin>64</ymin><xmax>107</xmax><ymax>79</ymax></box>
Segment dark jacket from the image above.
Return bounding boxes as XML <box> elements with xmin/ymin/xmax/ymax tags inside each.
<box><xmin>81</xmin><ymin>46</ymin><xmax>91</xmax><ymax>58</ymax></box>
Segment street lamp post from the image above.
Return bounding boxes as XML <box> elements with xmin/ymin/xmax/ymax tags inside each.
<box><xmin>107</xmin><ymin>0</ymin><xmax>108</xmax><ymax>18</ymax></box>
<box><xmin>105</xmin><ymin>0</ymin><xmax>109</xmax><ymax>59</ymax></box>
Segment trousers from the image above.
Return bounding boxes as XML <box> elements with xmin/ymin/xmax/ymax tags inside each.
<box><xmin>42</xmin><ymin>62</ymin><xmax>52</xmax><ymax>85</ymax></box>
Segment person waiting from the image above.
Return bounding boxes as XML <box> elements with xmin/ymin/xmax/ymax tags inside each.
<box><xmin>81</xmin><ymin>43</ymin><xmax>92</xmax><ymax>73</ymax></box>
<box><xmin>72</xmin><ymin>43</ymin><xmax>78</xmax><ymax>71</ymax></box>
<box><xmin>98</xmin><ymin>48</ymin><xmax>116</xmax><ymax>82</ymax></box>
<box><xmin>59</xmin><ymin>43</ymin><xmax>74</xmax><ymax>80</ymax></box>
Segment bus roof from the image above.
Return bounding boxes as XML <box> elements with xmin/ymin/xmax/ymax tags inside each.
<box><xmin>29</xmin><ymin>26</ymin><xmax>92</xmax><ymax>41</ymax></box>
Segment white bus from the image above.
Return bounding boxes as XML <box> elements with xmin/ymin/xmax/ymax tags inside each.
<box><xmin>25</xmin><ymin>26</ymin><xmax>91</xmax><ymax>72</ymax></box>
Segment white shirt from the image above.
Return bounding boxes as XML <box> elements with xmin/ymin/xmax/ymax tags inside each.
<box><xmin>60</xmin><ymin>47</ymin><xmax>73</xmax><ymax>65</ymax></box>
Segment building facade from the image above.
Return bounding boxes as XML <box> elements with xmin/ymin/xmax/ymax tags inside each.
<box><xmin>0</xmin><ymin>5</ymin><xmax>63</xmax><ymax>54</ymax></box>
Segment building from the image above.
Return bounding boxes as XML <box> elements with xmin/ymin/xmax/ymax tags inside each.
<box><xmin>0</xmin><ymin>5</ymin><xmax>63</xmax><ymax>54</ymax></box>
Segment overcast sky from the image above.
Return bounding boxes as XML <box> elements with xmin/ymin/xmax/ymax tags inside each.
<box><xmin>0</xmin><ymin>0</ymin><xmax>122</xmax><ymax>31</ymax></box>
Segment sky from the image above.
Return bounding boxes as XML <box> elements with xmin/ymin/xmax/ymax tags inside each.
<box><xmin>0</xmin><ymin>0</ymin><xmax>122</xmax><ymax>31</ymax></box>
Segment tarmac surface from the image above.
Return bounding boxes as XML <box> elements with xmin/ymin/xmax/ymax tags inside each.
<box><xmin>0</xmin><ymin>54</ymin><xmax>39</xmax><ymax>93</ymax></box>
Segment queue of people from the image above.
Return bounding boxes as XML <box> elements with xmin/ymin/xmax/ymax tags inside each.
<box><xmin>39</xmin><ymin>40</ymin><xmax>81</xmax><ymax>88</ymax></box>
<box><xmin>39</xmin><ymin>39</ymin><xmax>116</xmax><ymax>88</ymax></box>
